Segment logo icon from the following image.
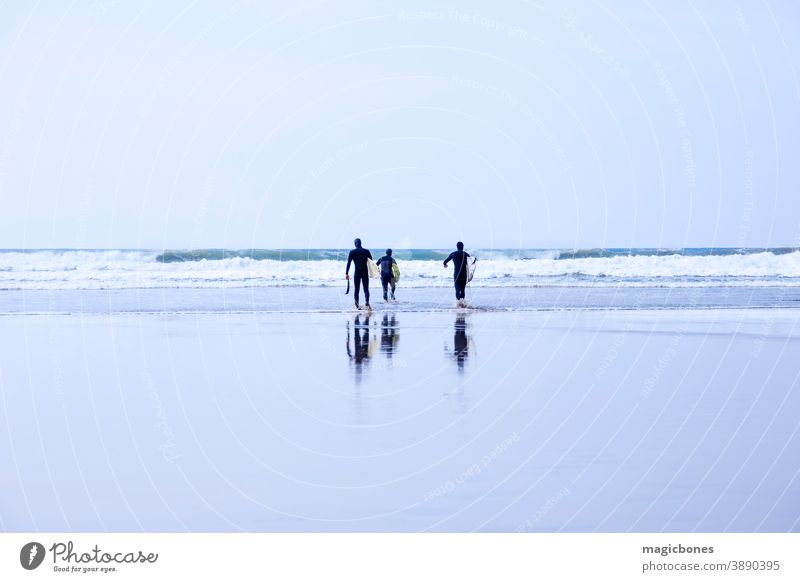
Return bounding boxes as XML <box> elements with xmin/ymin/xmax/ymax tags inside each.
<box><xmin>20</xmin><ymin>542</ymin><xmax>46</xmax><ymax>570</ymax></box>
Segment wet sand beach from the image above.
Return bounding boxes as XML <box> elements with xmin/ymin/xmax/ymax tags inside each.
<box><xmin>1</xmin><ymin>308</ymin><xmax>797</xmax><ymax>532</ymax></box>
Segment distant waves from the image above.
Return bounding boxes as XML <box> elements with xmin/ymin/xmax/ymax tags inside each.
<box><xmin>0</xmin><ymin>248</ymin><xmax>799</xmax><ymax>290</ymax></box>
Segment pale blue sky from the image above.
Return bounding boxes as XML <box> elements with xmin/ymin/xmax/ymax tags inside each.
<box><xmin>0</xmin><ymin>0</ymin><xmax>798</xmax><ymax>249</ymax></box>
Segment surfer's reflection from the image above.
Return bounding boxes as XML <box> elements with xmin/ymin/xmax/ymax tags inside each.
<box><xmin>380</xmin><ymin>313</ymin><xmax>399</xmax><ymax>359</ymax></box>
<box><xmin>346</xmin><ymin>313</ymin><xmax>372</xmax><ymax>383</ymax></box>
<box><xmin>449</xmin><ymin>313</ymin><xmax>472</xmax><ymax>372</ymax></box>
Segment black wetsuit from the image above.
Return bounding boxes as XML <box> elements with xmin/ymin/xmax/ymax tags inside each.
<box><xmin>444</xmin><ymin>250</ymin><xmax>471</xmax><ymax>300</ymax></box>
<box><xmin>375</xmin><ymin>255</ymin><xmax>397</xmax><ymax>301</ymax></box>
<box><xmin>346</xmin><ymin>246</ymin><xmax>373</xmax><ymax>305</ymax></box>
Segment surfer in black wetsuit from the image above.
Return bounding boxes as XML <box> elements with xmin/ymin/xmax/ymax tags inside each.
<box><xmin>443</xmin><ymin>241</ymin><xmax>471</xmax><ymax>303</ymax></box>
<box><xmin>375</xmin><ymin>248</ymin><xmax>397</xmax><ymax>302</ymax></box>
<box><xmin>346</xmin><ymin>238</ymin><xmax>372</xmax><ymax>309</ymax></box>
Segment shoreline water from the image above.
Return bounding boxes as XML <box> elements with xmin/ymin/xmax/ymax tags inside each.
<box><xmin>1</xmin><ymin>248</ymin><xmax>800</xmax><ymax>292</ymax></box>
<box><xmin>1</xmin><ymin>286</ymin><xmax>799</xmax><ymax>316</ymax></box>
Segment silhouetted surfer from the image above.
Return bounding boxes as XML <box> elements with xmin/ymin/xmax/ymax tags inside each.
<box><xmin>443</xmin><ymin>241</ymin><xmax>471</xmax><ymax>305</ymax></box>
<box><xmin>346</xmin><ymin>238</ymin><xmax>372</xmax><ymax>309</ymax></box>
<box><xmin>375</xmin><ymin>248</ymin><xmax>398</xmax><ymax>302</ymax></box>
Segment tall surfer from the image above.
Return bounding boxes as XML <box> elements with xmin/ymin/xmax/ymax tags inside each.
<box><xmin>375</xmin><ymin>248</ymin><xmax>398</xmax><ymax>302</ymax></box>
<box><xmin>443</xmin><ymin>241</ymin><xmax>471</xmax><ymax>306</ymax></box>
<box><xmin>346</xmin><ymin>238</ymin><xmax>373</xmax><ymax>309</ymax></box>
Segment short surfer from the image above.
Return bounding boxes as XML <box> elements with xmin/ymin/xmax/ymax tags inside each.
<box><xmin>375</xmin><ymin>249</ymin><xmax>398</xmax><ymax>302</ymax></box>
<box><xmin>443</xmin><ymin>241</ymin><xmax>471</xmax><ymax>306</ymax></box>
<box><xmin>346</xmin><ymin>238</ymin><xmax>372</xmax><ymax>309</ymax></box>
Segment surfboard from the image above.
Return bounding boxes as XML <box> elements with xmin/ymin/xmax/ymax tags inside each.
<box><xmin>391</xmin><ymin>261</ymin><xmax>400</xmax><ymax>281</ymax></box>
<box><xmin>367</xmin><ymin>258</ymin><xmax>380</xmax><ymax>279</ymax></box>
<box><xmin>467</xmin><ymin>257</ymin><xmax>477</xmax><ymax>283</ymax></box>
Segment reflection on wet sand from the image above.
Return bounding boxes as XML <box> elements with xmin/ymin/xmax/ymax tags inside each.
<box><xmin>346</xmin><ymin>313</ymin><xmax>372</xmax><ymax>384</ymax></box>
<box><xmin>380</xmin><ymin>313</ymin><xmax>399</xmax><ymax>359</ymax></box>
<box><xmin>346</xmin><ymin>312</ymin><xmax>403</xmax><ymax>382</ymax></box>
<box><xmin>451</xmin><ymin>313</ymin><xmax>472</xmax><ymax>372</ymax></box>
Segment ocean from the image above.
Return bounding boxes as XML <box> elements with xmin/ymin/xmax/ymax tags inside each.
<box><xmin>2</xmin><ymin>247</ymin><xmax>800</xmax><ymax>290</ymax></box>
<box><xmin>3</xmin><ymin>248</ymin><xmax>798</xmax><ymax>532</ymax></box>
<box><xmin>2</xmin><ymin>248</ymin><xmax>800</xmax><ymax>314</ymax></box>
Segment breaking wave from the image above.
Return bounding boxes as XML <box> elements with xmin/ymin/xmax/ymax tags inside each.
<box><xmin>1</xmin><ymin>248</ymin><xmax>799</xmax><ymax>290</ymax></box>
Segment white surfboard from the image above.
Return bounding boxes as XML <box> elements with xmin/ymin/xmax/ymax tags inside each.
<box><xmin>367</xmin><ymin>258</ymin><xmax>380</xmax><ymax>279</ymax></box>
<box><xmin>467</xmin><ymin>257</ymin><xmax>477</xmax><ymax>283</ymax></box>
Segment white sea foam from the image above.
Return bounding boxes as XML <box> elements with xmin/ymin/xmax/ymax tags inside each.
<box><xmin>0</xmin><ymin>250</ymin><xmax>799</xmax><ymax>290</ymax></box>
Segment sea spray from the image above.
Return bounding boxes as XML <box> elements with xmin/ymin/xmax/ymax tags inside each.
<box><xmin>1</xmin><ymin>248</ymin><xmax>799</xmax><ymax>291</ymax></box>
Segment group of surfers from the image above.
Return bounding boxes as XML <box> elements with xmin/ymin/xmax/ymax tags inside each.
<box><xmin>345</xmin><ymin>238</ymin><xmax>472</xmax><ymax>309</ymax></box>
